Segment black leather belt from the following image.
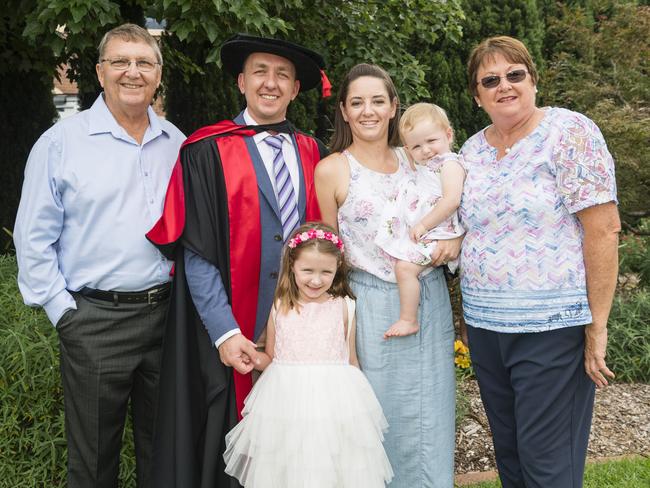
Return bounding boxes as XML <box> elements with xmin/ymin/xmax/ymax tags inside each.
<box><xmin>79</xmin><ymin>283</ymin><xmax>171</xmax><ymax>305</ymax></box>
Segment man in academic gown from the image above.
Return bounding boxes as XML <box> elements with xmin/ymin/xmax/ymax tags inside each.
<box><xmin>146</xmin><ymin>34</ymin><xmax>330</xmax><ymax>487</ymax></box>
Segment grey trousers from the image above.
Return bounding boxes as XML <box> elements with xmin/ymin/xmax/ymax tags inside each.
<box><xmin>56</xmin><ymin>293</ymin><xmax>168</xmax><ymax>488</ymax></box>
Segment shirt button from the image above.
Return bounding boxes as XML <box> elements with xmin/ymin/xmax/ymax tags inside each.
<box><xmin>270</xmin><ymin>271</ymin><xmax>278</xmax><ymax>279</ymax></box>
<box><xmin>144</xmin><ymin>171</ymin><xmax>149</xmax><ymax>176</ymax></box>
<box><xmin>149</xmin><ymin>199</ymin><xmax>154</xmax><ymax>204</ymax></box>
<box><xmin>274</xmin><ymin>234</ymin><xmax>282</xmax><ymax>241</ymax></box>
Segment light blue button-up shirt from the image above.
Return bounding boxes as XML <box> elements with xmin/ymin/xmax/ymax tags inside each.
<box><xmin>14</xmin><ymin>94</ymin><xmax>185</xmax><ymax>326</ymax></box>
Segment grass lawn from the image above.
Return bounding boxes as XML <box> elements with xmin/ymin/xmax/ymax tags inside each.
<box><xmin>459</xmin><ymin>456</ymin><xmax>650</xmax><ymax>488</ymax></box>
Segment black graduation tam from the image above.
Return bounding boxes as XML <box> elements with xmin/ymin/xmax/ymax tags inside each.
<box><xmin>221</xmin><ymin>34</ymin><xmax>326</xmax><ymax>93</ymax></box>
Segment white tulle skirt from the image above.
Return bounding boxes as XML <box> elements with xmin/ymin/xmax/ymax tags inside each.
<box><xmin>223</xmin><ymin>362</ymin><xmax>393</xmax><ymax>488</ymax></box>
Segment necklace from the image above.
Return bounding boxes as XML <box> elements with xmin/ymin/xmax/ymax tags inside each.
<box><xmin>496</xmin><ymin>108</ymin><xmax>545</xmax><ymax>156</ymax></box>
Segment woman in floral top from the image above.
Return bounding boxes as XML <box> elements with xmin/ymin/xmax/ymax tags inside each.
<box><xmin>459</xmin><ymin>36</ymin><xmax>620</xmax><ymax>488</ymax></box>
<box><xmin>315</xmin><ymin>64</ymin><xmax>460</xmax><ymax>487</ymax></box>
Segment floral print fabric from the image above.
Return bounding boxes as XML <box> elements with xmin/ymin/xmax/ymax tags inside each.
<box><xmin>337</xmin><ymin>148</ymin><xmax>411</xmax><ymax>283</ymax></box>
<box><xmin>375</xmin><ymin>153</ymin><xmax>465</xmax><ymax>269</ymax></box>
<box><xmin>459</xmin><ymin>107</ymin><xmax>617</xmax><ymax>332</ymax></box>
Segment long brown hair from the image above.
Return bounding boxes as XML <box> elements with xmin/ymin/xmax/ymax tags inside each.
<box><xmin>329</xmin><ymin>63</ymin><xmax>401</xmax><ymax>153</ymax></box>
<box><xmin>274</xmin><ymin>222</ymin><xmax>354</xmax><ymax>313</ymax></box>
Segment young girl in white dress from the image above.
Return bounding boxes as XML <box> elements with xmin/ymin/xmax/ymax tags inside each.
<box><xmin>223</xmin><ymin>222</ymin><xmax>393</xmax><ymax>488</ymax></box>
<box><xmin>375</xmin><ymin>103</ymin><xmax>465</xmax><ymax>339</ymax></box>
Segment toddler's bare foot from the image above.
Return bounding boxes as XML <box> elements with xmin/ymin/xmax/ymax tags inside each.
<box><xmin>384</xmin><ymin>319</ymin><xmax>419</xmax><ymax>339</ymax></box>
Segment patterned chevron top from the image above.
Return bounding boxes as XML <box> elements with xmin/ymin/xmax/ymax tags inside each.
<box><xmin>459</xmin><ymin>107</ymin><xmax>617</xmax><ymax>332</ymax></box>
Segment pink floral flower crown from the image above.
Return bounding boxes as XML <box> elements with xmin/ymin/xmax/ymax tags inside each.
<box><xmin>288</xmin><ymin>228</ymin><xmax>345</xmax><ymax>252</ymax></box>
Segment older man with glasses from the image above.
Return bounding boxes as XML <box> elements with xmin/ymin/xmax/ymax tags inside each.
<box><xmin>14</xmin><ymin>23</ymin><xmax>185</xmax><ymax>488</ymax></box>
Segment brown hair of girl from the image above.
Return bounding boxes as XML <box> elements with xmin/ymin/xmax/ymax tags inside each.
<box><xmin>274</xmin><ymin>222</ymin><xmax>355</xmax><ymax>313</ymax></box>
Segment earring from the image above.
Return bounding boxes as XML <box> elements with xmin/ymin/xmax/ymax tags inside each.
<box><xmin>477</xmin><ymin>103</ymin><xmax>482</xmax><ymax>108</ymax></box>
<box><xmin>535</xmin><ymin>87</ymin><xmax>538</xmax><ymax>93</ymax></box>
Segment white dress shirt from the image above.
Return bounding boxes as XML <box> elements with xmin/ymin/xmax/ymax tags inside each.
<box><xmin>243</xmin><ymin>108</ymin><xmax>300</xmax><ymax>206</ymax></box>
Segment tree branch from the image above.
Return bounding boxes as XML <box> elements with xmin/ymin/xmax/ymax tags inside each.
<box><xmin>621</xmin><ymin>220</ymin><xmax>650</xmax><ymax>236</ymax></box>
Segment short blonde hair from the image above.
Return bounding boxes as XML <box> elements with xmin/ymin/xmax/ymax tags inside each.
<box><xmin>399</xmin><ymin>103</ymin><xmax>453</xmax><ymax>146</ymax></box>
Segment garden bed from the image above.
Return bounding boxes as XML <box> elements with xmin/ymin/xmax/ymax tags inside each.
<box><xmin>455</xmin><ymin>380</ymin><xmax>650</xmax><ymax>474</ymax></box>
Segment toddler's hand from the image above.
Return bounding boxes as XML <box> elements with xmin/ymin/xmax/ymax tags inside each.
<box><xmin>409</xmin><ymin>223</ymin><xmax>427</xmax><ymax>242</ymax></box>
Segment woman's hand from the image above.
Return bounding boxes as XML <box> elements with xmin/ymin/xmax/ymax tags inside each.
<box><xmin>584</xmin><ymin>324</ymin><xmax>615</xmax><ymax>388</ymax></box>
<box><xmin>430</xmin><ymin>235</ymin><xmax>464</xmax><ymax>267</ymax></box>
<box><xmin>577</xmin><ymin>202</ymin><xmax>620</xmax><ymax>388</ymax></box>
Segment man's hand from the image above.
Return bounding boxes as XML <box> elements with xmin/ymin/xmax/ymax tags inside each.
<box><xmin>584</xmin><ymin>324</ymin><xmax>615</xmax><ymax>388</ymax></box>
<box><xmin>218</xmin><ymin>333</ymin><xmax>261</xmax><ymax>374</ymax></box>
<box><xmin>430</xmin><ymin>235</ymin><xmax>463</xmax><ymax>267</ymax></box>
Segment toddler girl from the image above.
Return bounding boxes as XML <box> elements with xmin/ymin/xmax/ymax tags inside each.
<box><xmin>375</xmin><ymin>103</ymin><xmax>465</xmax><ymax>338</ymax></box>
<box><xmin>223</xmin><ymin>222</ymin><xmax>393</xmax><ymax>488</ymax></box>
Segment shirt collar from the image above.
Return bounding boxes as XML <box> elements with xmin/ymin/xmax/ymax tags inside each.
<box><xmin>88</xmin><ymin>94</ymin><xmax>167</xmax><ymax>145</ymax></box>
<box><xmin>243</xmin><ymin>108</ymin><xmax>291</xmax><ymax>145</ymax></box>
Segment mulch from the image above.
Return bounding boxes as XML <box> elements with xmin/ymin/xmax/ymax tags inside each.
<box><xmin>454</xmin><ymin>380</ymin><xmax>650</xmax><ymax>475</ymax></box>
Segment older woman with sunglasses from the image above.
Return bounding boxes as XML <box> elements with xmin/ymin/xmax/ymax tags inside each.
<box><xmin>458</xmin><ymin>36</ymin><xmax>620</xmax><ymax>488</ymax></box>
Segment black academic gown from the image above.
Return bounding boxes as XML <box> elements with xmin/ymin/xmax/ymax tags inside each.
<box><xmin>147</xmin><ymin>121</ymin><xmax>326</xmax><ymax>488</ymax></box>
<box><xmin>151</xmin><ymin>137</ymin><xmax>239</xmax><ymax>488</ymax></box>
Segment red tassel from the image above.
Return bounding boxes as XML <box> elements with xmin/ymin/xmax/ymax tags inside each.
<box><xmin>320</xmin><ymin>69</ymin><xmax>332</xmax><ymax>98</ymax></box>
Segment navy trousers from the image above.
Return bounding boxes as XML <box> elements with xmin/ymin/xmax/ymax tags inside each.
<box><xmin>467</xmin><ymin>325</ymin><xmax>595</xmax><ymax>488</ymax></box>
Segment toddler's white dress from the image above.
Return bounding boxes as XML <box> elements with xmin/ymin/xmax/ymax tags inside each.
<box><xmin>375</xmin><ymin>152</ymin><xmax>465</xmax><ymax>272</ymax></box>
<box><xmin>223</xmin><ymin>296</ymin><xmax>393</xmax><ymax>488</ymax></box>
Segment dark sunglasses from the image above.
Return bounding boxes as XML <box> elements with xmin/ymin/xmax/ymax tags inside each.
<box><xmin>478</xmin><ymin>69</ymin><xmax>528</xmax><ymax>89</ymax></box>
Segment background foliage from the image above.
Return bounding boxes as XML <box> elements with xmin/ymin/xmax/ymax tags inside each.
<box><xmin>606</xmin><ymin>290</ymin><xmax>650</xmax><ymax>383</ymax></box>
<box><xmin>0</xmin><ymin>0</ymin><xmax>58</xmax><ymax>252</ymax></box>
<box><xmin>1</xmin><ymin>0</ymin><xmax>648</xmax><ymax>247</ymax></box>
<box><xmin>0</xmin><ymin>255</ymin><xmax>137</xmax><ymax>486</ymax></box>
<box><xmin>1</xmin><ymin>0</ymin><xmax>649</xmax><ymax>484</ymax></box>
<box><xmin>542</xmin><ymin>0</ymin><xmax>650</xmax><ymax>223</ymax></box>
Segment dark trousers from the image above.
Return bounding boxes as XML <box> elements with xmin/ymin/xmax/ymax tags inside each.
<box><xmin>57</xmin><ymin>293</ymin><xmax>168</xmax><ymax>488</ymax></box>
<box><xmin>467</xmin><ymin>325</ymin><xmax>595</xmax><ymax>488</ymax></box>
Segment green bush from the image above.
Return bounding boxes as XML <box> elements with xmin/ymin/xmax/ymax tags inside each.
<box><xmin>0</xmin><ymin>255</ymin><xmax>135</xmax><ymax>487</ymax></box>
<box><xmin>607</xmin><ymin>290</ymin><xmax>650</xmax><ymax>384</ymax></box>
<box><xmin>618</xmin><ymin>226</ymin><xmax>650</xmax><ymax>289</ymax></box>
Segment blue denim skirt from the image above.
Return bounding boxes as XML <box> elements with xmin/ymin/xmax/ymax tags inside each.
<box><xmin>349</xmin><ymin>268</ymin><xmax>455</xmax><ymax>487</ymax></box>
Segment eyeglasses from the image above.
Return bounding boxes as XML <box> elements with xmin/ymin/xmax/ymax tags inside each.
<box><xmin>100</xmin><ymin>58</ymin><xmax>160</xmax><ymax>72</ymax></box>
<box><xmin>478</xmin><ymin>69</ymin><xmax>528</xmax><ymax>89</ymax></box>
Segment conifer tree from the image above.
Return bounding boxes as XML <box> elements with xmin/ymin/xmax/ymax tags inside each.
<box><xmin>415</xmin><ymin>0</ymin><xmax>545</xmax><ymax>146</ymax></box>
<box><xmin>0</xmin><ymin>1</ymin><xmax>57</xmax><ymax>250</ymax></box>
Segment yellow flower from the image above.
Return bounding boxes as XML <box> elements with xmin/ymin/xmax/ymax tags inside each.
<box><xmin>454</xmin><ymin>340</ymin><xmax>469</xmax><ymax>355</ymax></box>
<box><xmin>455</xmin><ymin>355</ymin><xmax>471</xmax><ymax>369</ymax></box>
<box><xmin>454</xmin><ymin>340</ymin><xmax>471</xmax><ymax>369</ymax></box>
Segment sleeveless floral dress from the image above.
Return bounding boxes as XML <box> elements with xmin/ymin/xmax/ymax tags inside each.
<box><xmin>338</xmin><ymin>148</ymin><xmax>412</xmax><ymax>282</ymax></box>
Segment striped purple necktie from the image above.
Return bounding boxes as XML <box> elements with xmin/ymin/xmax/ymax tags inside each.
<box><xmin>265</xmin><ymin>135</ymin><xmax>299</xmax><ymax>241</ymax></box>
